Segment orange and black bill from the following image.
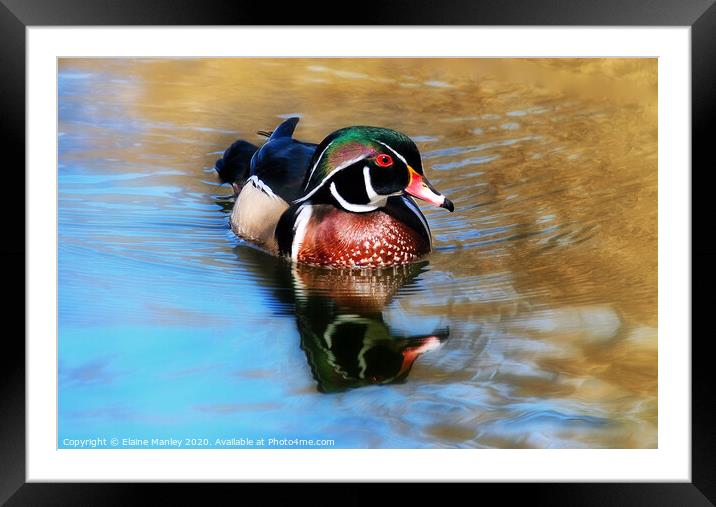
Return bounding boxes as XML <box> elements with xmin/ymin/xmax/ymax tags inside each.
<box><xmin>405</xmin><ymin>166</ymin><xmax>454</xmax><ymax>212</ymax></box>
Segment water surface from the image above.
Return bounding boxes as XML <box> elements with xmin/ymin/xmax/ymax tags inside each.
<box><xmin>58</xmin><ymin>58</ymin><xmax>657</xmax><ymax>448</ymax></box>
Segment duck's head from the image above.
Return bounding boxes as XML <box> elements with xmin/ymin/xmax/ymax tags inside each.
<box><xmin>295</xmin><ymin>126</ymin><xmax>454</xmax><ymax>213</ymax></box>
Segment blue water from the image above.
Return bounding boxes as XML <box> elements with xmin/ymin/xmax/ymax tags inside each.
<box><xmin>58</xmin><ymin>59</ymin><xmax>657</xmax><ymax>449</ymax></box>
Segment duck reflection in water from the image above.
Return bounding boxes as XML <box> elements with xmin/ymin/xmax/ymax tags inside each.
<box><xmin>231</xmin><ymin>246</ymin><xmax>449</xmax><ymax>393</ymax></box>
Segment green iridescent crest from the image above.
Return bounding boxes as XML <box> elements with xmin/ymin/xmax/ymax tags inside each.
<box><xmin>299</xmin><ymin>126</ymin><xmax>422</xmax><ymax>197</ymax></box>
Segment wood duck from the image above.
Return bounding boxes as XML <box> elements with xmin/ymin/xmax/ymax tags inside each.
<box><xmin>215</xmin><ymin>117</ymin><xmax>454</xmax><ymax>268</ymax></box>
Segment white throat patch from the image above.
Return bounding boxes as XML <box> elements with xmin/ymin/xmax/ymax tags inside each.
<box><xmin>329</xmin><ymin>182</ymin><xmax>383</xmax><ymax>213</ymax></box>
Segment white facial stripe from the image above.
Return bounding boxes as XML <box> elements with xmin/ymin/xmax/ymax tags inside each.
<box><xmin>329</xmin><ymin>182</ymin><xmax>380</xmax><ymax>213</ymax></box>
<box><xmin>363</xmin><ymin>165</ymin><xmax>401</xmax><ymax>205</ymax></box>
<box><xmin>304</xmin><ymin>140</ymin><xmax>334</xmax><ymax>190</ymax></box>
<box><xmin>363</xmin><ymin>166</ymin><xmax>378</xmax><ymax>200</ymax></box>
<box><xmin>294</xmin><ymin>155</ymin><xmax>369</xmax><ymax>204</ymax></box>
<box><xmin>291</xmin><ymin>205</ymin><xmax>313</xmax><ymax>261</ymax></box>
<box><xmin>376</xmin><ymin>140</ymin><xmax>409</xmax><ymax>166</ymax></box>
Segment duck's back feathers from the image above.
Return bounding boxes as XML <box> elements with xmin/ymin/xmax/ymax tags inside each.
<box><xmin>227</xmin><ymin>117</ymin><xmax>317</xmax><ymax>254</ymax></box>
<box><xmin>214</xmin><ymin>118</ymin><xmax>314</xmax><ymax>199</ymax></box>
<box><xmin>249</xmin><ymin>117</ymin><xmax>318</xmax><ymax>203</ymax></box>
<box><xmin>268</xmin><ymin>116</ymin><xmax>300</xmax><ymax>139</ymax></box>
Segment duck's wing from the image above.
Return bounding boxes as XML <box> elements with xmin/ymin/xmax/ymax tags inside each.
<box><xmin>249</xmin><ymin>117</ymin><xmax>318</xmax><ymax>203</ymax></box>
<box><xmin>213</xmin><ymin>117</ymin><xmax>317</xmax><ymax>200</ymax></box>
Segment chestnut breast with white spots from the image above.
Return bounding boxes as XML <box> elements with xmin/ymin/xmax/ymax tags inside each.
<box><xmin>297</xmin><ymin>205</ymin><xmax>431</xmax><ymax>268</ymax></box>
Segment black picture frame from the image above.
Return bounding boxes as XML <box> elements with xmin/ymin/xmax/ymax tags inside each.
<box><xmin>2</xmin><ymin>0</ymin><xmax>710</xmax><ymax>503</ymax></box>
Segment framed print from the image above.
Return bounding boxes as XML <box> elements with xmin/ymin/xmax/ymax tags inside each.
<box><xmin>3</xmin><ymin>0</ymin><xmax>711</xmax><ymax>503</ymax></box>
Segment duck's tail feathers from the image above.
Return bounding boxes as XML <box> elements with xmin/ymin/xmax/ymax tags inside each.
<box><xmin>214</xmin><ymin>139</ymin><xmax>259</xmax><ymax>190</ymax></box>
<box><xmin>255</xmin><ymin>117</ymin><xmax>301</xmax><ymax>139</ymax></box>
<box><xmin>267</xmin><ymin>117</ymin><xmax>300</xmax><ymax>140</ymax></box>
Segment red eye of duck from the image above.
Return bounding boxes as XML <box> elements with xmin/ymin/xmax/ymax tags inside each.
<box><xmin>375</xmin><ymin>154</ymin><xmax>393</xmax><ymax>167</ymax></box>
